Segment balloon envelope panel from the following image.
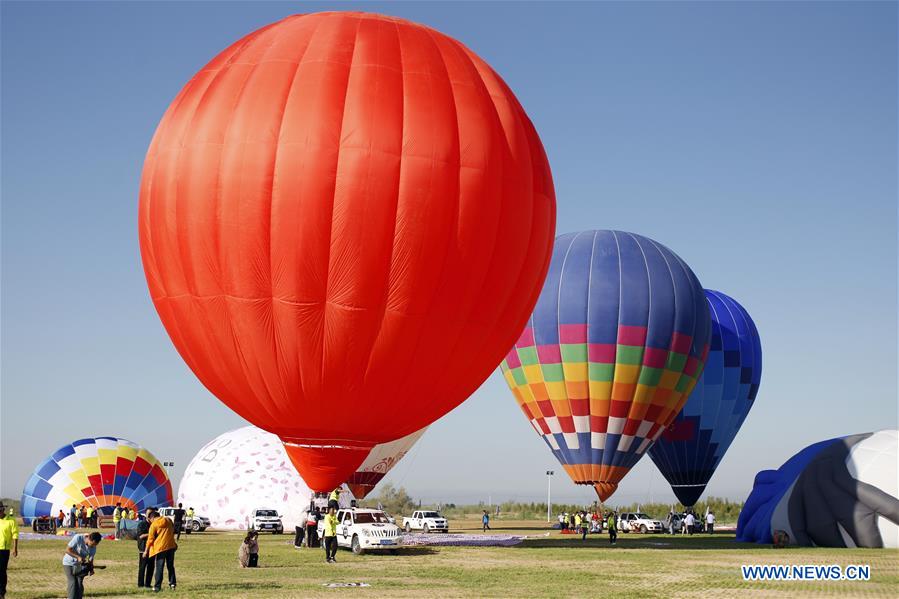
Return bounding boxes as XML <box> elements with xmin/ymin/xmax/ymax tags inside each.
<box><xmin>345</xmin><ymin>428</ymin><xmax>426</xmax><ymax>499</ymax></box>
<box><xmin>649</xmin><ymin>290</ymin><xmax>762</xmax><ymax>506</ymax></box>
<box><xmin>138</xmin><ymin>11</ymin><xmax>556</xmax><ymax>492</ymax></box>
<box><xmin>501</xmin><ymin>230</ymin><xmax>711</xmax><ymax>501</ymax></box>
<box><xmin>21</xmin><ymin>437</ymin><xmax>173</xmax><ymax>523</ymax></box>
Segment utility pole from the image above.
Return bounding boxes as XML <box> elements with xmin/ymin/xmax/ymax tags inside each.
<box><xmin>546</xmin><ymin>470</ymin><xmax>554</xmax><ymax>522</ymax></box>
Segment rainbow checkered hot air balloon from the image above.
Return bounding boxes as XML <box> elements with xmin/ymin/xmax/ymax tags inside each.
<box><xmin>648</xmin><ymin>290</ymin><xmax>762</xmax><ymax>506</ymax></box>
<box><xmin>500</xmin><ymin>230</ymin><xmax>711</xmax><ymax>501</ymax></box>
<box><xmin>21</xmin><ymin>437</ymin><xmax>173</xmax><ymax>523</ymax></box>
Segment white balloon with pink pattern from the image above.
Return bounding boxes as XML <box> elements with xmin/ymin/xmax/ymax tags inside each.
<box><xmin>178</xmin><ymin>426</ymin><xmax>353</xmax><ymax>530</ymax></box>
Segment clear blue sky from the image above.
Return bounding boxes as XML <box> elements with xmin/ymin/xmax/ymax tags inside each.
<box><xmin>2</xmin><ymin>1</ymin><xmax>896</xmax><ymax>507</ymax></box>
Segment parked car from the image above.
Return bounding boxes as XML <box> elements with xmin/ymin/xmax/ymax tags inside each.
<box><xmin>157</xmin><ymin>507</ymin><xmax>210</xmax><ymax>532</ymax></box>
<box><xmin>249</xmin><ymin>508</ymin><xmax>284</xmax><ymax>534</ymax></box>
<box><xmin>403</xmin><ymin>510</ymin><xmax>449</xmax><ymax>533</ymax></box>
<box><xmin>618</xmin><ymin>512</ymin><xmax>664</xmax><ymax>534</ymax></box>
<box><xmin>317</xmin><ymin>508</ymin><xmax>402</xmax><ymax>555</ymax></box>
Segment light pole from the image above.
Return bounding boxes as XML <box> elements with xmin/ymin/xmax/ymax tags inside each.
<box><xmin>163</xmin><ymin>461</ymin><xmax>175</xmax><ymax>500</ymax></box>
<box><xmin>546</xmin><ymin>470</ymin><xmax>554</xmax><ymax>522</ymax></box>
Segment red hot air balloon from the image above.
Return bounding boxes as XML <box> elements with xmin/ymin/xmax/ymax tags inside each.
<box><xmin>138</xmin><ymin>12</ymin><xmax>556</xmax><ymax>491</ymax></box>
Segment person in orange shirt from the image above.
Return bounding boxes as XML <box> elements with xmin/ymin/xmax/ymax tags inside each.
<box><xmin>142</xmin><ymin>510</ymin><xmax>177</xmax><ymax>591</ymax></box>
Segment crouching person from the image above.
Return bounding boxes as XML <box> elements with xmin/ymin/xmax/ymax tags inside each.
<box><xmin>239</xmin><ymin>530</ymin><xmax>260</xmax><ymax>567</ymax></box>
<box><xmin>62</xmin><ymin>531</ymin><xmax>102</xmax><ymax>599</ymax></box>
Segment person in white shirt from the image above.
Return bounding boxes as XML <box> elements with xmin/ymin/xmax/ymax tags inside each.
<box><xmin>684</xmin><ymin>512</ymin><xmax>696</xmax><ymax>535</ymax></box>
<box><xmin>706</xmin><ymin>511</ymin><xmax>715</xmax><ymax>534</ymax></box>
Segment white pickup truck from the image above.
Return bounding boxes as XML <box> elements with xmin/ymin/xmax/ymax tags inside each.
<box><xmin>403</xmin><ymin>510</ymin><xmax>449</xmax><ymax>533</ymax></box>
<box><xmin>318</xmin><ymin>508</ymin><xmax>402</xmax><ymax>555</ymax></box>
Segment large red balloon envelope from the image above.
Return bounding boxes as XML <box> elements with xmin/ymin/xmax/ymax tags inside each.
<box><xmin>138</xmin><ymin>12</ymin><xmax>556</xmax><ymax>491</ymax></box>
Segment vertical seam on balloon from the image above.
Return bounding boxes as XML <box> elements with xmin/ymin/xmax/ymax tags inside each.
<box><xmin>217</xmin><ymin>32</ymin><xmax>286</xmax><ymax>432</ymax></box>
<box><xmin>116</xmin><ymin>439</ymin><xmax>139</xmax><ymax>507</ymax></box>
<box><xmin>86</xmin><ymin>444</ymin><xmax>104</xmax><ymax>509</ymax></box>
<box><xmin>360</xmin><ymin>18</ymin><xmax>408</xmax><ymax>414</ymax></box>
<box><xmin>264</xmin><ymin>18</ymin><xmax>322</xmax><ymax>426</ymax></box>
<box><xmin>614</xmin><ymin>232</ymin><xmax>652</xmax><ymax>475</ymax></box>
<box><xmin>153</xmin><ymin>30</ymin><xmax>269</xmax><ymax>431</ymax></box>
<box><xmin>603</xmin><ymin>230</ymin><xmax>624</xmax><ymax>485</ymax></box>
<box><xmin>586</xmin><ymin>230</ymin><xmax>598</xmax><ymax>468</ymax></box>
<box><xmin>665</xmin><ymin>248</ymin><xmax>701</xmax><ymax>490</ymax></box>
<box><xmin>556</xmin><ymin>233</ymin><xmax>583</xmax><ymax>473</ymax></box>
<box><xmin>384</xmin><ymin>26</ymin><xmax>462</xmax><ymax>438</ymax></box>
<box><xmin>466</xmin><ymin>72</ymin><xmax>548</xmax><ymax>461</ymax></box>
<box><xmin>68</xmin><ymin>444</ymin><xmax>93</xmax><ymax>509</ymax></box>
<box><xmin>50</xmin><ymin>446</ymin><xmax>74</xmax><ymax>514</ymax></box>
<box><xmin>128</xmin><ymin>451</ymin><xmax>156</xmax><ymax>515</ymax></box>
<box><xmin>392</xmin><ymin>32</ymin><xmax>501</xmax><ymax>437</ymax></box>
<box><xmin>717</xmin><ymin>294</ymin><xmax>756</xmax><ymax>471</ymax></box>
<box><xmin>478</xmin><ymin>82</ymin><xmax>545</xmax><ymax>419</ymax></box>
<box><xmin>708</xmin><ymin>293</ymin><xmax>734</xmax><ymax>480</ymax></box>
<box><xmin>699</xmin><ymin>293</ymin><xmax>723</xmax><ymax>489</ymax></box>
<box><xmin>141</xmin><ymin>68</ymin><xmax>211</xmax><ymax>302</ymax></box>
<box><xmin>652</xmin><ymin>242</ymin><xmax>691</xmax><ymax>489</ymax></box>
<box><xmin>420</xmin><ymin>36</ymin><xmax>503</xmax><ymax>417</ymax></box>
<box><xmin>567</xmin><ymin>231</ymin><xmax>590</xmax><ymax>473</ymax></box>
<box><xmin>319</xmin><ymin>16</ymin><xmax>365</xmax><ymax>396</ymax></box>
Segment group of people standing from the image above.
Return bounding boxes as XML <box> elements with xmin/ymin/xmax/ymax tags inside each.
<box><xmin>60</xmin><ymin>505</ymin><xmax>179</xmax><ymax>599</ymax></box>
<box><xmin>57</xmin><ymin>505</ymin><xmax>109</xmax><ymax>529</ymax></box>
<box><xmin>558</xmin><ymin>511</ymin><xmax>604</xmax><ymax>539</ymax></box>
<box><xmin>663</xmin><ymin>509</ymin><xmax>715</xmax><ymax>535</ymax></box>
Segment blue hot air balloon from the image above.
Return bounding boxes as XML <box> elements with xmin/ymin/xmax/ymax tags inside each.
<box><xmin>501</xmin><ymin>230</ymin><xmax>711</xmax><ymax>501</ymax></box>
<box><xmin>648</xmin><ymin>290</ymin><xmax>762</xmax><ymax>506</ymax></box>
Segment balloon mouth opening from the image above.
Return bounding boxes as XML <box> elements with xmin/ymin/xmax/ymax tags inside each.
<box><xmin>281</xmin><ymin>440</ymin><xmax>373</xmax><ymax>493</ymax></box>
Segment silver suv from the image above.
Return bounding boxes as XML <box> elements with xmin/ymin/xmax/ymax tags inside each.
<box><xmin>158</xmin><ymin>507</ymin><xmax>210</xmax><ymax>533</ymax></box>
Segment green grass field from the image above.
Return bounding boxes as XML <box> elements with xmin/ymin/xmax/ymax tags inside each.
<box><xmin>7</xmin><ymin>519</ymin><xmax>898</xmax><ymax>598</ymax></box>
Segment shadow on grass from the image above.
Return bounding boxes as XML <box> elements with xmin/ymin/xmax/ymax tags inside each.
<box><xmin>517</xmin><ymin>534</ymin><xmax>762</xmax><ymax>551</ymax></box>
<box><xmin>28</xmin><ymin>584</ymin><xmax>287</xmax><ymax>599</ymax></box>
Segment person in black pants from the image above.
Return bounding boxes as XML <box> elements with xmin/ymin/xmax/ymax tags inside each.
<box><xmin>136</xmin><ymin>514</ymin><xmax>154</xmax><ymax>588</ymax></box>
<box><xmin>322</xmin><ymin>507</ymin><xmax>339</xmax><ymax>563</ymax></box>
<box><xmin>154</xmin><ymin>548</ymin><xmax>176</xmax><ymax>590</ymax></box>
<box><xmin>143</xmin><ymin>510</ymin><xmax>177</xmax><ymax>591</ymax></box>
<box><xmin>172</xmin><ymin>504</ymin><xmax>185</xmax><ymax>541</ymax></box>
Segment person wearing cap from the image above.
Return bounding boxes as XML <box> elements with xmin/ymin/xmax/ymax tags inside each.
<box><xmin>0</xmin><ymin>502</ymin><xmax>19</xmax><ymax>599</ymax></box>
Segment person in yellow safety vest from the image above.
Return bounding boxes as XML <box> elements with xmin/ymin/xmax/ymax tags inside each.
<box><xmin>327</xmin><ymin>488</ymin><xmax>341</xmax><ymax>510</ymax></box>
<box><xmin>86</xmin><ymin>507</ymin><xmax>93</xmax><ymax>529</ymax></box>
<box><xmin>574</xmin><ymin>512</ymin><xmax>582</xmax><ymax>529</ymax></box>
<box><xmin>113</xmin><ymin>503</ymin><xmax>123</xmax><ymax>539</ymax></box>
<box><xmin>0</xmin><ymin>501</ymin><xmax>19</xmax><ymax>598</ymax></box>
<box><xmin>322</xmin><ymin>507</ymin><xmax>339</xmax><ymax>563</ymax></box>
<box><xmin>607</xmin><ymin>512</ymin><xmax>618</xmax><ymax>545</ymax></box>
